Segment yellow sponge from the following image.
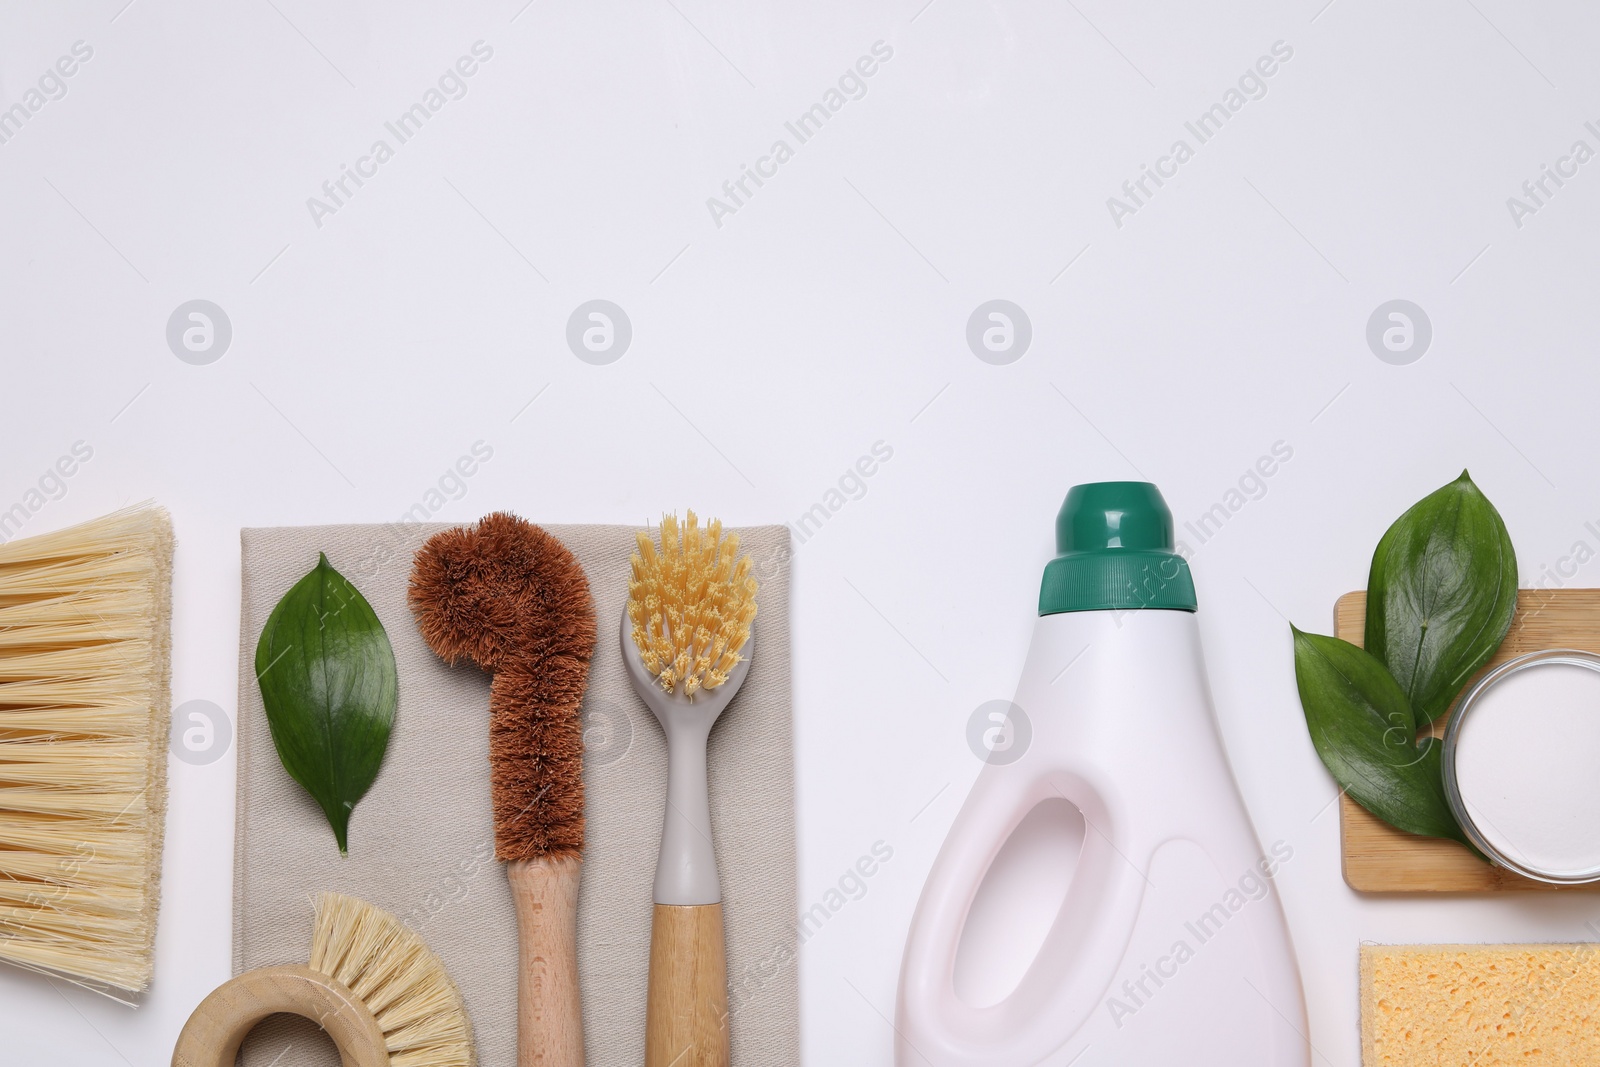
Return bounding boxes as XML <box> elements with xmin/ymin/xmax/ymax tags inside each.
<box><xmin>1361</xmin><ymin>943</ymin><xmax>1600</xmax><ymax>1065</ymax></box>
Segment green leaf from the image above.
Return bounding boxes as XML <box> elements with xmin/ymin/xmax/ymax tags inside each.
<box><xmin>255</xmin><ymin>553</ymin><xmax>397</xmax><ymax>854</ymax></box>
<box><xmin>1291</xmin><ymin>627</ymin><xmax>1471</xmax><ymax>847</ymax></box>
<box><xmin>1365</xmin><ymin>471</ymin><xmax>1518</xmax><ymax>724</ymax></box>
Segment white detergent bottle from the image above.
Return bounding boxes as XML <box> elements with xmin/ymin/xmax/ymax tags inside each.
<box><xmin>896</xmin><ymin>482</ymin><xmax>1308</xmax><ymax>1067</ymax></box>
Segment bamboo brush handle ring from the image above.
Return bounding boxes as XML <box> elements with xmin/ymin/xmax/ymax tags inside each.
<box><xmin>171</xmin><ymin>963</ymin><xmax>389</xmax><ymax>1067</ymax></box>
<box><xmin>508</xmin><ymin>854</ymin><xmax>586</xmax><ymax>1066</ymax></box>
<box><xmin>646</xmin><ymin>902</ymin><xmax>730</xmax><ymax>1067</ymax></box>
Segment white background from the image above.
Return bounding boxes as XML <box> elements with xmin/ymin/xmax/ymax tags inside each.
<box><xmin>3</xmin><ymin>1</ymin><xmax>1600</xmax><ymax>1063</ymax></box>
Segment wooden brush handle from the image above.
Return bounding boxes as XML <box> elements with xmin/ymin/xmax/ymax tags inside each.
<box><xmin>508</xmin><ymin>854</ymin><xmax>586</xmax><ymax>1066</ymax></box>
<box><xmin>170</xmin><ymin>963</ymin><xmax>388</xmax><ymax>1067</ymax></box>
<box><xmin>646</xmin><ymin>903</ymin><xmax>730</xmax><ymax>1067</ymax></box>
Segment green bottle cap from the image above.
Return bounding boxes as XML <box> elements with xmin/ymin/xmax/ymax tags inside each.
<box><xmin>1038</xmin><ymin>482</ymin><xmax>1197</xmax><ymax>615</ymax></box>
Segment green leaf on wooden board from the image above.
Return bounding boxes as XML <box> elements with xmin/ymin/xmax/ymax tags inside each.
<box><xmin>1291</xmin><ymin>626</ymin><xmax>1473</xmax><ymax>849</ymax></box>
<box><xmin>1364</xmin><ymin>470</ymin><xmax>1518</xmax><ymax>724</ymax></box>
<box><xmin>255</xmin><ymin>553</ymin><xmax>397</xmax><ymax>854</ymax></box>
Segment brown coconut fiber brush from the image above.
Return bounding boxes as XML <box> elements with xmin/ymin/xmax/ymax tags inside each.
<box><xmin>0</xmin><ymin>504</ymin><xmax>173</xmax><ymax>998</ymax></box>
<box><xmin>409</xmin><ymin>513</ymin><xmax>595</xmax><ymax>1067</ymax></box>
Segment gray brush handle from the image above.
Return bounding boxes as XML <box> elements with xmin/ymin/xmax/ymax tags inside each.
<box><xmin>656</xmin><ymin>719</ymin><xmax>720</xmax><ymax>904</ymax></box>
<box><xmin>619</xmin><ymin>609</ymin><xmax>755</xmax><ymax>906</ymax></box>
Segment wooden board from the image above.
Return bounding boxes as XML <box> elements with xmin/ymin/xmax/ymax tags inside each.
<box><xmin>1337</xmin><ymin>588</ymin><xmax>1600</xmax><ymax>893</ymax></box>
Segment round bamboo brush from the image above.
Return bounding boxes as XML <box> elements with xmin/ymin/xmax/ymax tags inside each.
<box><xmin>409</xmin><ymin>513</ymin><xmax>595</xmax><ymax>1067</ymax></box>
<box><xmin>171</xmin><ymin>891</ymin><xmax>474</xmax><ymax>1067</ymax></box>
<box><xmin>623</xmin><ymin>511</ymin><xmax>757</xmax><ymax>1067</ymax></box>
<box><xmin>0</xmin><ymin>504</ymin><xmax>173</xmax><ymax>998</ymax></box>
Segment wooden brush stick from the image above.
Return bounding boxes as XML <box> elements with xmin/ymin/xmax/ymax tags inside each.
<box><xmin>646</xmin><ymin>903</ymin><xmax>730</xmax><ymax>1067</ymax></box>
<box><xmin>509</xmin><ymin>854</ymin><xmax>585</xmax><ymax>1063</ymax></box>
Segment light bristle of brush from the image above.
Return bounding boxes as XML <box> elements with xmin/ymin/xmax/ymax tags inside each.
<box><xmin>309</xmin><ymin>892</ymin><xmax>476</xmax><ymax>1067</ymax></box>
<box><xmin>627</xmin><ymin>510</ymin><xmax>757</xmax><ymax>697</ymax></box>
<box><xmin>0</xmin><ymin>504</ymin><xmax>173</xmax><ymax>998</ymax></box>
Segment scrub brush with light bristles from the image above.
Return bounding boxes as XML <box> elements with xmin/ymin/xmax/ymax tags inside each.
<box><xmin>172</xmin><ymin>891</ymin><xmax>474</xmax><ymax>1067</ymax></box>
<box><xmin>621</xmin><ymin>511</ymin><xmax>758</xmax><ymax>1067</ymax></box>
<box><xmin>627</xmin><ymin>510</ymin><xmax>757</xmax><ymax>698</ymax></box>
<box><xmin>0</xmin><ymin>504</ymin><xmax>173</xmax><ymax>999</ymax></box>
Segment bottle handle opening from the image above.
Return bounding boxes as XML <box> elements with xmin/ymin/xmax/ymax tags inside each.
<box><xmin>896</xmin><ymin>770</ymin><xmax>1149</xmax><ymax>1066</ymax></box>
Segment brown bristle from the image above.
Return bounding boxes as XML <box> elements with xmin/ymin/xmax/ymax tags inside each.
<box><xmin>408</xmin><ymin>513</ymin><xmax>595</xmax><ymax>861</ymax></box>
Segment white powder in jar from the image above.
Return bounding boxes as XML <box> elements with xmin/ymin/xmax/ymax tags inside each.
<box><xmin>1453</xmin><ymin>659</ymin><xmax>1600</xmax><ymax>877</ymax></box>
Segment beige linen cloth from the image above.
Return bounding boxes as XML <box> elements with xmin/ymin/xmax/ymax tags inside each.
<box><xmin>232</xmin><ymin>522</ymin><xmax>798</xmax><ymax>1066</ymax></box>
